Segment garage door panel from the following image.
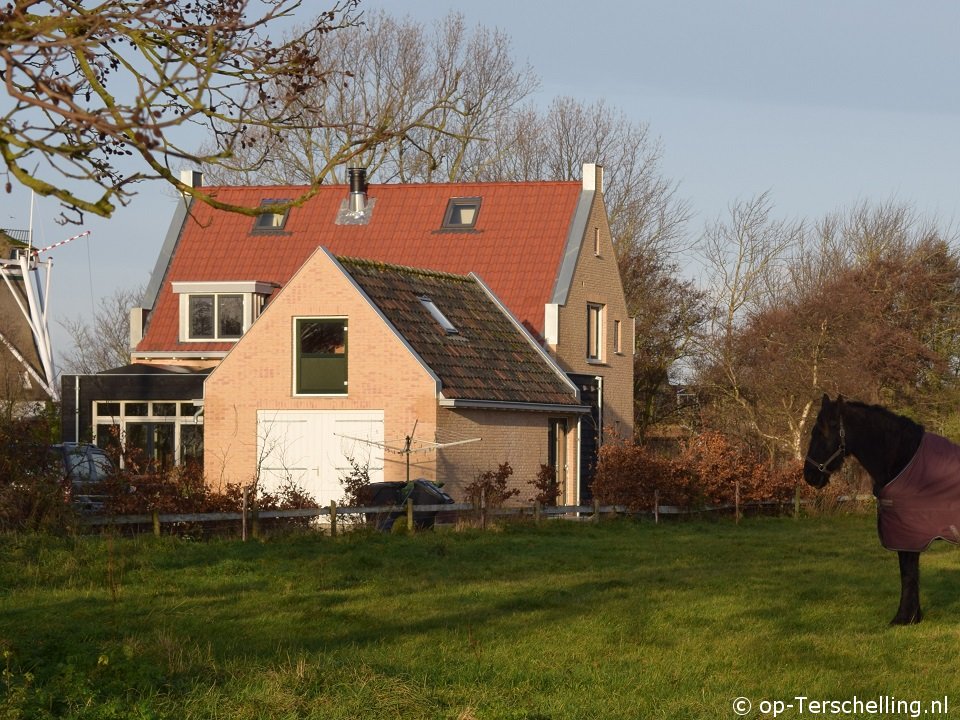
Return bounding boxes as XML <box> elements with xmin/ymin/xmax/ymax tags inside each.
<box><xmin>256</xmin><ymin>410</ymin><xmax>384</xmax><ymax>506</ymax></box>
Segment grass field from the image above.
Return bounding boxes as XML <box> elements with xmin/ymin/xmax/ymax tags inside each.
<box><xmin>1</xmin><ymin>514</ymin><xmax>959</xmax><ymax>719</ymax></box>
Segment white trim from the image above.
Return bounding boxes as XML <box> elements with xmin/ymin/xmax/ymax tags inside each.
<box><xmin>172</xmin><ymin>281</ymin><xmax>276</xmax><ymax>295</ymax></box>
<box><xmin>439</xmin><ymin>398</ymin><xmax>590</xmax><ymax>414</ymax></box>
<box><xmin>544</xmin><ymin>303</ymin><xmax>559</xmax><ymax>348</ymax></box>
<box><xmin>131</xmin><ymin>351</ymin><xmax>228</xmax><ymax>360</ymax></box>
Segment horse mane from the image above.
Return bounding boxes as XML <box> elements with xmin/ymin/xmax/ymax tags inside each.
<box><xmin>844</xmin><ymin>400</ymin><xmax>924</xmax><ymax>436</ymax></box>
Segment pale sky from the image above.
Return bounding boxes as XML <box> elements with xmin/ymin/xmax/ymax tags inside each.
<box><xmin>5</xmin><ymin>0</ymin><xmax>960</xmax><ymax>371</ymax></box>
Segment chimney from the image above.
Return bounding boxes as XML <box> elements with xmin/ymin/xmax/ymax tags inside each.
<box><xmin>348</xmin><ymin>166</ymin><xmax>367</xmax><ymax>213</ymax></box>
<box><xmin>179</xmin><ymin>169</ymin><xmax>203</xmax><ymax>189</ymax></box>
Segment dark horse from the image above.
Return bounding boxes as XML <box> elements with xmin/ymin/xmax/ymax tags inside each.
<box><xmin>805</xmin><ymin>394</ymin><xmax>960</xmax><ymax>624</ymax></box>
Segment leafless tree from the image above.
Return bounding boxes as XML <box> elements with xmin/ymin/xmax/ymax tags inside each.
<box><xmin>59</xmin><ymin>285</ymin><xmax>142</xmax><ymax>374</ymax></box>
<box><xmin>0</xmin><ymin>0</ymin><xmax>392</xmax><ymax>222</ymax></box>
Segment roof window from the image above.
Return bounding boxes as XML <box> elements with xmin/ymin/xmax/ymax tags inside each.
<box><xmin>252</xmin><ymin>199</ymin><xmax>291</xmax><ymax>233</ymax></box>
<box><xmin>419</xmin><ymin>295</ymin><xmax>458</xmax><ymax>335</ymax></box>
<box><xmin>441</xmin><ymin>197</ymin><xmax>481</xmax><ymax>230</ymax></box>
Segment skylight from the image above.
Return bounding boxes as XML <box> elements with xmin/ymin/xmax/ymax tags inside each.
<box><xmin>441</xmin><ymin>197</ymin><xmax>481</xmax><ymax>230</ymax></box>
<box><xmin>252</xmin><ymin>198</ymin><xmax>291</xmax><ymax>232</ymax></box>
<box><xmin>419</xmin><ymin>295</ymin><xmax>458</xmax><ymax>334</ymax></box>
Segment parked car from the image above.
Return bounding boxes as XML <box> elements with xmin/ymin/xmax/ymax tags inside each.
<box><xmin>362</xmin><ymin>479</ymin><xmax>456</xmax><ymax>531</ymax></box>
<box><xmin>50</xmin><ymin>443</ymin><xmax>115</xmax><ymax>511</ymax></box>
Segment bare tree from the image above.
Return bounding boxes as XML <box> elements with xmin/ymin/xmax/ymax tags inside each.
<box><xmin>0</xmin><ymin>0</ymin><xmax>381</xmax><ymax>222</ymax></box>
<box><xmin>203</xmin><ymin>10</ymin><xmax>539</xmax><ymax>186</ymax></box>
<box><xmin>59</xmin><ymin>285</ymin><xmax>142</xmax><ymax>374</ymax></box>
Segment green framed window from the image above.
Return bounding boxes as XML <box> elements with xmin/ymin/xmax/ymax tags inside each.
<box><xmin>296</xmin><ymin>318</ymin><xmax>347</xmax><ymax>395</ymax></box>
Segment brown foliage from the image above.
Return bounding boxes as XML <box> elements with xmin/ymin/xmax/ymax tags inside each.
<box><xmin>464</xmin><ymin>462</ymin><xmax>519</xmax><ymax>507</ymax></box>
<box><xmin>592</xmin><ymin>431</ymin><xmax>802</xmax><ymax>511</ymax></box>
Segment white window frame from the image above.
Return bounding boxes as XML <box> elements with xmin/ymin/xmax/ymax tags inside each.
<box><xmin>173</xmin><ymin>281</ymin><xmax>273</xmax><ymax>343</ymax></box>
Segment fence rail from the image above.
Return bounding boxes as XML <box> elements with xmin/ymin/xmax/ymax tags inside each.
<box><xmin>77</xmin><ymin>489</ymin><xmax>878</xmax><ymax>539</ymax></box>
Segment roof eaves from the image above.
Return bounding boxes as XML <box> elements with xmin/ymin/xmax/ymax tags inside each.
<box><xmin>142</xmin><ymin>195</ymin><xmax>191</xmax><ymax>312</ymax></box>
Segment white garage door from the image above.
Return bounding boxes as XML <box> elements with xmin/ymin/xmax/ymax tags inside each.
<box><xmin>256</xmin><ymin>410</ymin><xmax>384</xmax><ymax>506</ymax></box>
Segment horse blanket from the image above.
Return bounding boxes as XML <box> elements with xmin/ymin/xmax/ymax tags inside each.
<box><xmin>878</xmin><ymin>432</ymin><xmax>960</xmax><ymax>552</ymax></box>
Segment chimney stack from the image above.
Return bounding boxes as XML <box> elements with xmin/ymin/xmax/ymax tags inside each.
<box><xmin>348</xmin><ymin>166</ymin><xmax>367</xmax><ymax>213</ymax></box>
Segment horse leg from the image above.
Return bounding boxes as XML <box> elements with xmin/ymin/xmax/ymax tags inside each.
<box><xmin>891</xmin><ymin>551</ymin><xmax>923</xmax><ymax>625</ymax></box>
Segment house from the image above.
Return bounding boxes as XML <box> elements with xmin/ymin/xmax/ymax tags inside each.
<box><xmin>61</xmin><ymin>163</ymin><xmax>633</xmax><ymax>503</ymax></box>
<box><xmin>0</xmin><ymin>229</ymin><xmax>56</xmax><ymax>412</ymax></box>
<box><xmin>203</xmin><ymin>253</ymin><xmax>586</xmax><ymax>503</ymax></box>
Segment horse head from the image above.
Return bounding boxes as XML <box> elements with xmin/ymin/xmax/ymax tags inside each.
<box><xmin>804</xmin><ymin>393</ymin><xmax>847</xmax><ymax>488</ymax></box>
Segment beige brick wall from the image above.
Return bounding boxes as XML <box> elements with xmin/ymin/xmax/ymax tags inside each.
<box><xmin>203</xmin><ymin>250</ymin><xmax>440</xmax><ymax>490</ymax></box>
<box><xmin>553</xmin><ymin>192</ymin><xmax>635</xmax><ymax>440</ymax></box>
<box><xmin>436</xmin><ymin>407</ymin><xmax>581</xmax><ymax>505</ymax></box>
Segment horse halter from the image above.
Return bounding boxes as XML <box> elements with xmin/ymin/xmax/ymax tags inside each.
<box><xmin>806</xmin><ymin>417</ymin><xmax>847</xmax><ymax>474</ymax></box>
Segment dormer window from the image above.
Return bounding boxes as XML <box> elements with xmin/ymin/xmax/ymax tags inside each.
<box><xmin>419</xmin><ymin>295</ymin><xmax>458</xmax><ymax>335</ymax></box>
<box><xmin>173</xmin><ymin>281</ymin><xmax>276</xmax><ymax>342</ymax></box>
<box><xmin>441</xmin><ymin>197</ymin><xmax>481</xmax><ymax>230</ymax></box>
<box><xmin>252</xmin><ymin>199</ymin><xmax>291</xmax><ymax>233</ymax></box>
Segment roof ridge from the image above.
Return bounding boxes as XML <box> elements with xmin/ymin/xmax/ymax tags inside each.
<box><xmin>199</xmin><ymin>178</ymin><xmax>581</xmax><ymax>192</ymax></box>
<box><xmin>336</xmin><ymin>255</ymin><xmax>472</xmax><ymax>283</ymax></box>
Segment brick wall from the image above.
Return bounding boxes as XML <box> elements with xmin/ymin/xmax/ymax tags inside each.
<box><xmin>436</xmin><ymin>407</ymin><xmax>581</xmax><ymax>504</ymax></box>
<box><xmin>553</xmin><ymin>192</ymin><xmax>635</xmax><ymax>440</ymax></box>
<box><xmin>203</xmin><ymin>250</ymin><xmax>439</xmax><ymax>490</ymax></box>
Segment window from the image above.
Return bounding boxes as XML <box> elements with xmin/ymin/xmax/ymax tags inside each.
<box><xmin>441</xmin><ymin>197</ymin><xmax>482</xmax><ymax>230</ymax></box>
<box><xmin>419</xmin><ymin>295</ymin><xmax>458</xmax><ymax>335</ymax></box>
<box><xmin>594</xmin><ymin>227</ymin><xmax>601</xmax><ymax>256</ymax></box>
<box><xmin>93</xmin><ymin>400</ymin><xmax>203</xmax><ymax>470</ymax></box>
<box><xmin>188</xmin><ymin>294</ymin><xmax>243</xmax><ymax>340</ymax></box>
<box><xmin>296</xmin><ymin>318</ymin><xmax>348</xmax><ymax>395</ymax></box>
<box><xmin>587</xmin><ymin>303</ymin><xmax>604</xmax><ymax>362</ymax></box>
<box><xmin>613</xmin><ymin>319</ymin><xmax>622</xmax><ymax>354</ymax></box>
<box><xmin>252</xmin><ymin>199</ymin><xmax>291</xmax><ymax>232</ymax></box>
<box><xmin>174</xmin><ymin>281</ymin><xmax>274</xmax><ymax>342</ymax></box>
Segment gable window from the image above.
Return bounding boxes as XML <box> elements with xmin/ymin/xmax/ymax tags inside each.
<box><xmin>587</xmin><ymin>303</ymin><xmax>604</xmax><ymax>362</ymax></box>
<box><xmin>613</xmin><ymin>319</ymin><xmax>622</xmax><ymax>354</ymax></box>
<box><xmin>252</xmin><ymin>199</ymin><xmax>291</xmax><ymax>232</ymax></box>
<box><xmin>441</xmin><ymin>197</ymin><xmax>482</xmax><ymax>230</ymax></box>
<box><xmin>174</xmin><ymin>281</ymin><xmax>275</xmax><ymax>342</ymax></box>
<box><xmin>296</xmin><ymin>318</ymin><xmax>347</xmax><ymax>395</ymax></box>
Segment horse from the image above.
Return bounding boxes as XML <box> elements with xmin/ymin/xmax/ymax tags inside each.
<box><xmin>804</xmin><ymin>394</ymin><xmax>960</xmax><ymax>624</ymax></box>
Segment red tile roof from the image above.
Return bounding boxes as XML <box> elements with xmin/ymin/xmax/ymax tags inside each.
<box><xmin>136</xmin><ymin>180</ymin><xmax>582</xmax><ymax>353</ymax></box>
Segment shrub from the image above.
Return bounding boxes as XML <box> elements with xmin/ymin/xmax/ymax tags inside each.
<box><xmin>464</xmin><ymin>462</ymin><xmax>518</xmax><ymax>507</ymax></box>
<box><xmin>593</xmin><ymin>431</ymin><xmax>803</xmax><ymax>512</ymax></box>
<box><xmin>529</xmin><ymin>463</ymin><xmax>561</xmax><ymax>506</ymax></box>
<box><xmin>0</xmin><ymin>413</ymin><xmax>74</xmax><ymax>533</ymax></box>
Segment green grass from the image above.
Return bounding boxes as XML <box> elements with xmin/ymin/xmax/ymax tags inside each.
<box><xmin>1</xmin><ymin>515</ymin><xmax>959</xmax><ymax>719</ymax></box>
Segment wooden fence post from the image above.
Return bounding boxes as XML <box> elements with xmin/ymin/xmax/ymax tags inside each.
<box><xmin>329</xmin><ymin>500</ymin><xmax>338</xmax><ymax>538</ymax></box>
<box><xmin>406</xmin><ymin>497</ymin><xmax>415</xmax><ymax>534</ymax></box>
<box><xmin>534</xmin><ymin>501</ymin><xmax>542</xmax><ymax>526</ymax></box>
<box><xmin>152</xmin><ymin>509</ymin><xmax>160</xmax><ymax>537</ymax></box>
<box><xmin>794</xmin><ymin>485</ymin><xmax>801</xmax><ymax>519</ymax></box>
<box><xmin>241</xmin><ymin>486</ymin><xmax>249</xmax><ymax>541</ymax></box>
<box><xmin>735</xmin><ymin>481</ymin><xmax>741</xmax><ymax>524</ymax></box>
<box><xmin>251</xmin><ymin>494</ymin><xmax>260</xmax><ymax>540</ymax></box>
<box><xmin>480</xmin><ymin>487</ymin><xmax>487</xmax><ymax>531</ymax></box>
<box><xmin>592</xmin><ymin>497</ymin><xmax>600</xmax><ymax>523</ymax></box>
<box><xmin>654</xmin><ymin>490</ymin><xmax>659</xmax><ymax>524</ymax></box>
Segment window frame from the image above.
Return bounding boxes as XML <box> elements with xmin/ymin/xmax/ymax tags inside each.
<box><xmin>294</xmin><ymin>317</ymin><xmax>348</xmax><ymax>396</ymax></box>
<box><xmin>174</xmin><ymin>282</ymin><xmax>273</xmax><ymax>343</ymax></box>
<box><xmin>440</xmin><ymin>196</ymin><xmax>482</xmax><ymax>230</ymax></box>
<box><xmin>251</xmin><ymin>198</ymin><xmax>291</xmax><ymax>233</ymax></box>
<box><xmin>586</xmin><ymin>303</ymin><xmax>604</xmax><ymax>363</ymax></box>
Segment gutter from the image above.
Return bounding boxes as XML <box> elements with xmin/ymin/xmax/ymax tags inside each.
<box><xmin>438</xmin><ymin>398</ymin><xmax>591</xmax><ymax>414</ymax></box>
